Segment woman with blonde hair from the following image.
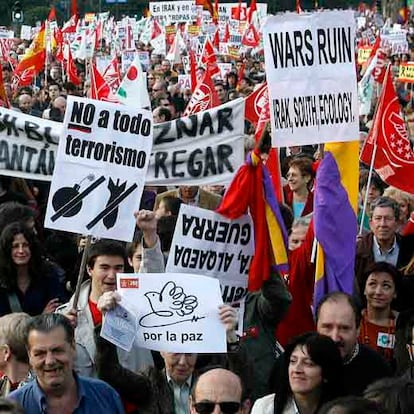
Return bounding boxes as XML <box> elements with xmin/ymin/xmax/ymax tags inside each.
<box><xmin>383</xmin><ymin>187</ymin><xmax>414</xmax><ymax>234</ymax></box>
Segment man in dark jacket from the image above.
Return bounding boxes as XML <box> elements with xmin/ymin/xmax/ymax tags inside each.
<box><xmin>95</xmin><ymin>295</ymin><xmax>251</xmax><ymax>414</ymax></box>
<box><xmin>241</xmin><ymin>269</ymin><xmax>291</xmax><ymax>401</ymax></box>
<box><xmin>355</xmin><ymin>197</ymin><xmax>414</xmax><ymax>301</ymax></box>
<box><xmin>316</xmin><ymin>292</ymin><xmax>392</xmax><ymax>395</ymax></box>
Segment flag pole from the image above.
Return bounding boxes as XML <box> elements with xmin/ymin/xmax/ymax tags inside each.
<box><xmin>358</xmin><ymin>143</ymin><xmax>378</xmax><ymax>235</ymax></box>
<box><xmin>358</xmin><ymin>64</ymin><xmax>391</xmax><ymax>234</ymax></box>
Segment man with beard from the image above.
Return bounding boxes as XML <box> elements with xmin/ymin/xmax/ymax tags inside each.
<box><xmin>316</xmin><ymin>292</ymin><xmax>392</xmax><ymax>395</ymax></box>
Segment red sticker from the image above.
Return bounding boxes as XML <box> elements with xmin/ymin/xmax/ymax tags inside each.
<box><xmin>120</xmin><ymin>278</ymin><xmax>139</xmax><ymax>289</ymax></box>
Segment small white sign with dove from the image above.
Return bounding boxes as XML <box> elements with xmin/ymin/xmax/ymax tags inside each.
<box><xmin>113</xmin><ymin>273</ymin><xmax>227</xmax><ymax>353</ymax></box>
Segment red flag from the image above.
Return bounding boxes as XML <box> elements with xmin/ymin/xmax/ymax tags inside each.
<box><xmin>90</xmin><ymin>63</ymin><xmax>112</xmax><ymax>101</ymax></box>
<box><xmin>213</xmin><ymin>28</ymin><xmax>220</xmax><ymax>49</ymax></box>
<box><xmin>48</xmin><ymin>6</ymin><xmax>57</xmax><ymax>21</ymax></box>
<box><xmin>67</xmin><ymin>48</ymin><xmax>81</xmax><ymax>86</ymax></box>
<box><xmin>247</xmin><ymin>0</ymin><xmax>257</xmax><ymax>23</ymax></box>
<box><xmin>152</xmin><ymin>19</ymin><xmax>162</xmax><ymax>39</ymax></box>
<box><xmin>71</xmin><ymin>0</ymin><xmax>78</xmax><ymax>17</ymax></box>
<box><xmin>200</xmin><ymin>38</ymin><xmax>220</xmax><ymax>77</ymax></box>
<box><xmin>62</xmin><ymin>14</ymin><xmax>78</xmax><ymax>33</ymax></box>
<box><xmin>0</xmin><ymin>68</ymin><xmax>10</xmax><ymax>108</ymax></box>
<box><xmin>296</xmin><ymin>0</ymin><xmax>303</xmax><ymax>13</ymax></box>
<box><xmin>54</xmin><ymin>28</ymin><xmax>64</xmax><ymax>62</ymax></box>
<box><xmin>254</xmin><ymin>96</ymin><xmax>283</xmax><ymax>203</ymax></box>
<box><xmin>360</xmin><ymin>66</ymin><xmax>414</xmax><ymax>194</ymax></box>
<box><xmin>255</xmin><ymin>91</ymin><xmax>269</xmax><ymax>143</ymax></box>
<box><xmin>223</xmin><ymin>22</ymin><xmax>230</xmax><ymax>42</ymax></box>
<box><xmin>373</xmin><ymin>49</ymin><xmax>387</xmax><ymax>84</ymax></box>
<box><xmin>236</xmin><ymin>62</ymin><xmax>245</xmax><ymax>90</ymax></box>
<box><xmin>242</xmin><ymin>23</ymin><xmax>260</xmax><ymax>48</ymax></box>
<box><xmin>189</xmin><ymin>49</ymin><xmax>198</xmax><ymax>93</ymax></box>
<box><xmin>103</xmin><ymin>56</ymin><xmax>121</xmax><ymax>92</ymax></box>
<box><xmin>13</xmin><ymin>68</ymin><xmax>36</xmax><ymax>88</ymax></box>
<box><xmin>196</xmin><ymin>0</ymin><xmax>219</xmax><ymax>23</ymax></box>
<box><xmin>245</xmin><ymin>82</ymin><xmax>267</xmax><ymax>125</ymax></box>
<box><xmin>15</xmin><ymin>50</ymin><xmax>46</xmax><ymax>76</ymax></box>
<box><xmin>183</xmin><ymin>68</ymin><xmax>221</xmax><ymax>116</ymax></box>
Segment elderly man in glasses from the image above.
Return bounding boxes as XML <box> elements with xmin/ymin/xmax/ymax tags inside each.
<box><xmin>190</xmin><ymin>368</ymin><xmax>249</xmax><ymax>414</ymax></box>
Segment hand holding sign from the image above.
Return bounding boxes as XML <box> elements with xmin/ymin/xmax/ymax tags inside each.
<box><xmin>116</xmin><ymin>273</ymin><xmax>227</xmax><ymax>353</ymax></box>
<box><xmin>98</xmin><ymin>291</ymin><xmax>122</xmax><ymax>314</ymax></box>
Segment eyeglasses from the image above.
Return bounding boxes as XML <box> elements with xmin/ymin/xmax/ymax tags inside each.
<box><xmin>194</xmin><ymin>402</ymin><xmax>240</xmax><ymax>414</ymax></box>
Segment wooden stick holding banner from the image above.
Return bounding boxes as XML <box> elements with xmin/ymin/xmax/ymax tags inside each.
<box><xmin>72</xmin><ymin>235</ymin><xmax>92</xmax><ymax>310</ymax></box>
<box><xmin>359</xmin><ymin>143</ymin><xmax>378</xmax><ymax>235</ymax></box>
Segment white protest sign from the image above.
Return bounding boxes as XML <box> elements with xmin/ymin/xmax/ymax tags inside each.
<box><xmin>0</xmin><ymin>100</ymin><xmax>244</xmax><ymax>186</ymax></box>
<box><xmin>44</xmin><ymin>97</ymin><xmax>153</xmax><ymax>242</ymax></box>
<box><xmin>149</xmin><ymin>1</ymin><xmax>196</xmax><ymax>23</ymax></box>
<box><xmin>101</xmin><ymin>302</ymin><xmax>138</xmax><ymax>352</ymax></box>
<box><xmin>166</xmin><ymin>204</ymin><xmax>254</xmax><ymax>332</ymax></box>
<box><xmin>381</xmin><ymin>31</ymin><xmax>409</xmax><ymax>55</ymax></box>
<box><xmin>121</xmin><ymin>50</ymin><xmax>136</xmax><ymax>73</ymax></box>
<box><xmin>0</xmin><ymin>107</ymin><xmax>61</xmax><ymax>181</ymax></box>
<box><xmin>218</xmin><ymin>63</ymin><xmax>233</xmax><ymax>79</ymax></box>
<box><xmin>138</xmin><ymin>51</ymin><xmax>150</xmax><ymax>71</ymax></box>
<box><xmin>96</xmin><ymin>56</ymin><xmax>112</xmax><ymax>75</ymax></box>
<box><xmin>263</xmin><ymin>11</ymin><xmax>358</xmax><ymax>147</ymax></box>
<box><xmin>146</xmin><ymin>98</ymin><xmax>245</xmax><ymax>186</ymax></box>
<box><xmin>178</xmin><ymin>74</ymin><xmax>191</xmax><ymax>90</ymax></box>
<box><xmin>116</xmin><ymin>273</ymin><xmax>227</xmax><ymax>353</ymax></box>
<box><xmin>0</xmin><ymin>29</ymin><xmax>14</xmax><ymax>39</ymax></box>
<box><xmin>20</xmin><ymin>25</ymin><xmax>32</xmax><ymax>40</ymax></box>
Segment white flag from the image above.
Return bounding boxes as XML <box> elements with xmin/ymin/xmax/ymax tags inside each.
<box><xmin>116</xmin><ymin>54</ymin><xmax>150</xmax><ymax>108</ymax></box>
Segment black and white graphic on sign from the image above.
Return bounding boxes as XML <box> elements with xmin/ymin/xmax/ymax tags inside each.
<box><xmin>139</xmin><ymin>281</ymin><xmax>205</xmax><ymax>328</ymax></box>
<box><xmin>103</xmin><ymin>178</ymin><xmax>127</xmax><ymax>229</ymax></box>
<box><xmin>86</xmin><ymin>181</ymin><xmax>138</xmax><ymax>230</ymax></box>
<box><xmin>51</xmin><ymin>175</ymin><xmax>105</xmax><ymax>222</ymax></box>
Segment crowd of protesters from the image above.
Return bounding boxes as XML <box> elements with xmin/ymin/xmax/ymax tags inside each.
<box><xmin>0</xmin><ymin>4</ymin><xmax>413</xmax><ymax>414</ymax></box>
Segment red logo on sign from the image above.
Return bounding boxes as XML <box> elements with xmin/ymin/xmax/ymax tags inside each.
<box><xmin>120</xmin><ymin>278</ymin><xmax>139</xmax><ymax>289</ymax></box>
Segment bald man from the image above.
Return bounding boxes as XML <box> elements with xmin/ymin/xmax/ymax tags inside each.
<box><xmin>190</xmin><ymin>368</ymin><xmax>250</xmax><ymax>414</ymax></box>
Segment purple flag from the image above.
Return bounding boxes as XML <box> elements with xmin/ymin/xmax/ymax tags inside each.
<box><xmin>314</xmin><ymin>152</ymin><xmax>357</xmax><ymax>307</ymax></box>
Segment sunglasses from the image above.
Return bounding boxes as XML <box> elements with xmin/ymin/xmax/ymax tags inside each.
<box><xmin>194</xmin><ymin>402</ymin><xmax>240</xmax><ymax>414</ymax></box>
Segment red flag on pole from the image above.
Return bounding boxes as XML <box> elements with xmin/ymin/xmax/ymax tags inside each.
<box><xmin>241</xmin><ymin>23</ymin><xmax>260</xmax><ymax>48</ymax></box>
<box><xmin>103</xmin><ymin>56</ymin><xmax>121</xmax><ymax>92</ymax></box>
<box><xmin>48</xmin><ymin>6</ymin><xmax>57</xmax><ymax>21</ymax></box>
<box><xmin>71</xmin><ymin>0</ymin><xmax>78</xmax><ymax>18</ymax></box>
<box><xmin>183</xmin><ymin>67</ymin><xmax>221</xmax><ymax>116</ymax></box>
<box><xmin>360</xmin><ymin>66</ymin><xmax>414</xmax><ymax>194</ymax></box>
<box><xmin>213</xmin><ymin>27</ymin><xmax>220</xmax><ymax>49</ymax></box>
<box><xmin>245</xmin><ymin>82</ymin><xmax>267</xmax><ymax>125</ymax></box>
<box><xmin>223</xmin><ymin>22</ymin><xmax>230</xmax><ymax>42</ymax></box>
<box><xmin>200</xmin><ymin>38</ymin><xmax>220</xmax><ymax>77</ymax></box>
<box><xmin>67</xmin><ymin>48</ymin><xmax>81</xmax><ymax>86</ymax></box>
<box><xmin>247</xmin><ymin>0</ymin><xmax>257</xmax><ymax>23</ymax></box>
<box><xmin>189</xmin><ymin>49</ymin><xmax>198</xmax><ymax>93</ymax></box>
<box><xmin>0</xmin><ymin>67</ymin><xmax>10</xmax><ymax>108</ymax></box>
<box><xmin>90</xmin><ymin>63</ymin><xmax>113</xmax><ymax>101</ymax></box>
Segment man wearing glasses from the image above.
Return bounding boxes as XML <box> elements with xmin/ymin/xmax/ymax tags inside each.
<box><xmin>190</xmin><ymin>368</ymin><xmax>248</xmax><ymax>414</ymax></box>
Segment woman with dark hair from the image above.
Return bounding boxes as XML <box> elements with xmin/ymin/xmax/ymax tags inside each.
<box><xmin>283</xmin><ymin>157</ymin><xmax>314</xmax><ymax>219</ymax></box>
<box><xmin>359</xmin><ymin>261</ymin><xmax>401</xmax><ymax>366</ymax></box>
<box><xmin>251</xmin><ymin>332</ymin><xmax>343</xmax><ymax>414</ymax></box>
<box><xmin>0</xmin><ymin>222</ymin><xmax>66</xmax><ymax>316</ymax></box>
